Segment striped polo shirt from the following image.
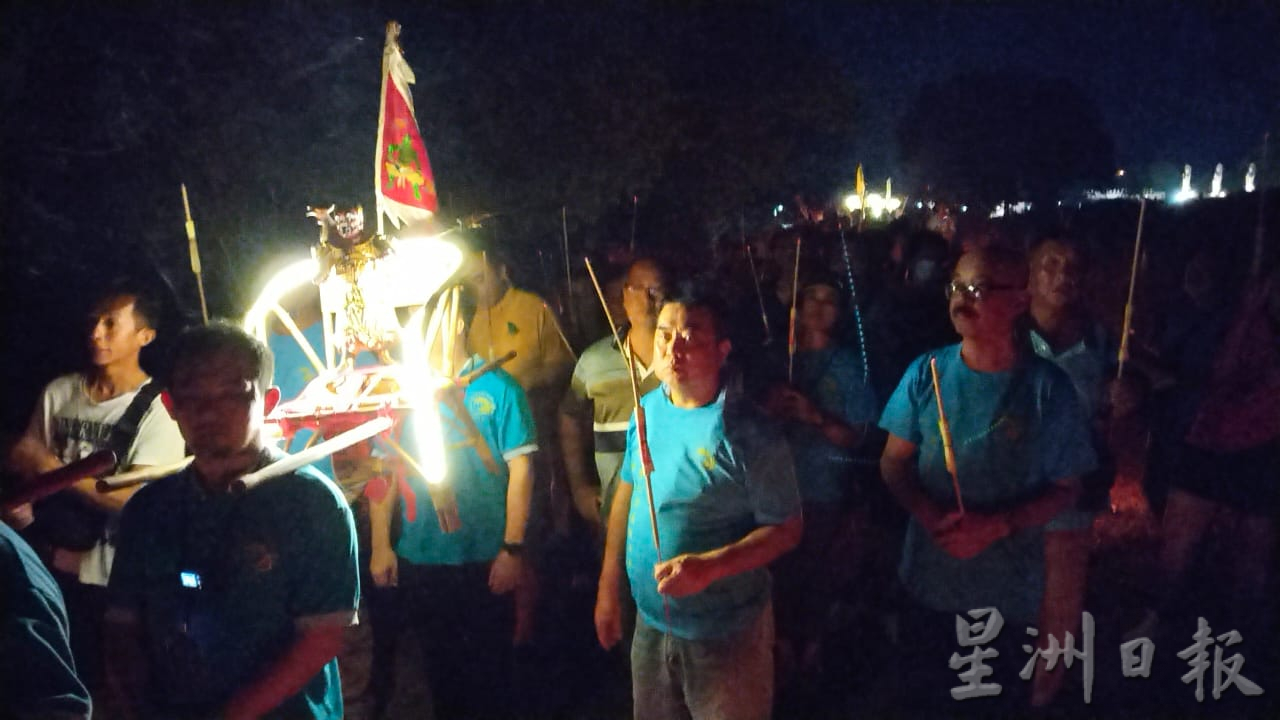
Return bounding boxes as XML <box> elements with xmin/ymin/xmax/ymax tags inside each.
<box><xmin>560</xmin><ymin>331</ymin><xmax>659</xmax><ymax>514</ymax></box>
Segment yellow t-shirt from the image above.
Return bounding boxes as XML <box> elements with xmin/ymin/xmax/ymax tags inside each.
<box><xmin>467</xmin><ymin>287</ymin><xmax>574</xmax><ymax>395</ymax></box>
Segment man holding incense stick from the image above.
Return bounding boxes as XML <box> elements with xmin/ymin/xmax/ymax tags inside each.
<box><xmin>105</xmin><ymin>322</ymin><xmax>359</xmax><ymax>719</ymax></box>
<box><xmin>879</xmin><ymin>247</ymin><xmax>1095</xmax><ymax>712</ymax></box>
<box><xmin>594</xmin><ymin>284</ymin><xmax>802</xmax><ymax>720</ymax></box>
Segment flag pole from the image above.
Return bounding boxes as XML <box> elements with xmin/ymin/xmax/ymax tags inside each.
<box><xmin>1117</xmin><ymin>199</ymin><xmax>1147</xmax><ymax>379</ymax></box>
<box><xmin>181</xmin><ymin>184</ymin><xmax>209</xmax><ymax>324</ymax></box>
<box><xmin>374</xmin><ymin>22</ymin><xmax>399</xmax><ymax>239</ymax></box>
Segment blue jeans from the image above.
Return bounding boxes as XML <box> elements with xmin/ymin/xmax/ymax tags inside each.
<box><xmin>631</xmin><ymin>602</ymin><xmax>774</xmax><ymax>720</ymax></box>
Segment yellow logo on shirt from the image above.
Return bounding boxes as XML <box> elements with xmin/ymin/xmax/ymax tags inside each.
<box><xmin>468</xmin><ymin>393</ymin><xmax>496</xmax><ymax>417</ymax></box>
<box><xmin>696</xmin><ymin>447</ymin><xmax>716</xmax><ymax>472</ymax></box>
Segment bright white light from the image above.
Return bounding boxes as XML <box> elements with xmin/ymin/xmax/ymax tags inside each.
<box><xmin>990</xmin><ymin>203</ymin><xmax>1006</xmax><ymax>219</ymax></box>
<box><xmin>960</xmin><ymin>205</ymin><xmax>968</xmax><ymax>213</ymax></box>
<box><xmin>1173</xmin><ymin>188</ymin><xmax>1198</xmax><ymax>204</ymax></box>
<box><xmin>865</xmin><ymin>192</ymin><xmax>885</xmax><ymax>219</ymax></box>
<box><xmin>844</xmin><ymin>194</ymin><xmax>862</xmax><ymax>211</ymax></box>
<box><xmin>244</xmin><ymin>232</ymin><xmax>466</xmax><ymax>487</ymax></box>
<box><xmin>884</xmin><ymin>196</ymin><xmax>902</xmax><ymax>213</ymax></box>
<box><xmin>1117</xmin><ymin>169</ymin><xmax>1125</xmax><ymax>177</ymax></box>
<box><xmin>244</xmin><ymin>258</ymin><xmax>320</xmax><ymax>341</ymax></box>
<box><xmin>916</xmin><ymin>201</ymin><xmax>924</xmax><ymax>209</ymax></box>
<box><xmin>773</xmin><ymin>204</ymin><xmax>785</xmax><ymax>217</ymax></box>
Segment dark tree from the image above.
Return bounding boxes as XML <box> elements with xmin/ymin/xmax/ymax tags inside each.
<box><xmin>897</xmin><ymin>72</ymin><xmax>1115</xmax><ymax>204</ymax></box>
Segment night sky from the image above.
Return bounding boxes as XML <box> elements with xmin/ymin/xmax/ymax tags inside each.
<box><xmin>797</xmin><ymin>1</ymin><xmax>1277</xmax><ymax>179</ymax></box>
<box><xmin>1</xmin><ymin>0</ymin><xmax>1276</xmax><ymax>430</ymax></box>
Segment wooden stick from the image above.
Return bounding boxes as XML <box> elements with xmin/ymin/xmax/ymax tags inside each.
<box><xmin>929</xmin><ymin>356</ymin><xmax>964</xmax><ymax>514</ymax></box>
<box><xmin>96</xmin><ymin>456</ymin><xmax>195</xmax><ymax>492</ymax></box>
<box><xmin>3</xmin><ymin>450</ymin><xmax>117</xmax><ymax>511</ymax></box>
<box><xmin>742</xmin><ymin>213</ymin><xmax>771</xmax><ymax>342</ymax></box>
<box><xmin>543</xmin><ymin>302</ymin><xmax>579</xmax><ymax>361</ymax></box>
<box><xmin>181</xmin><ymin>184</ymin><xmax>210</xmax><ymax>324</ymax></box>
<box><xmin>584</xmin><ymin>257</ymin><xmax>661</xmax><ymax>546</ymax></box>
<box><xmin>235</xmin><ymin>416</ymin><xmax>393</xmax><ymax>492</ymax></box>
<box><xmin>562</xmin><ymin>206</ymin><xmax>575</xmax><ymax>328</ymax></box>
<box><xmin>787</xmin><ymin>235</ymin><xmax>802</xmax><ymax>383</ymax></box>
<box><xmin>1251</xmin><ymin>132</ymin><xmax>1269</xmax><ymax>280</ymax></box>
<box><xmin>629</xmin><ymin>195</ymin><xmax>639</xmax><ymax>254</ymax></box>
<box><xmin>480</xmin><ymin>252</ymin><xmax>495</xmax><ymax>362</ymax></box>
<box><xmin>1117</xmin><ymin>199</ymin><xmax>1147</xmax><ymax>379</ymax></box>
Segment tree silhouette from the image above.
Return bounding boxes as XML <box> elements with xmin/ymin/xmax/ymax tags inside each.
<box><xmin>897</xmin><ymin>72</ymin><xmax>1115</xmax><ymax>204</ymax></box>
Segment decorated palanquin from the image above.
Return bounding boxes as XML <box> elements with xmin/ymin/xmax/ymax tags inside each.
<box><xmin>243</xmin><ymin>223</ymin><xmax>497</xmax><ymax>532</ymax></box>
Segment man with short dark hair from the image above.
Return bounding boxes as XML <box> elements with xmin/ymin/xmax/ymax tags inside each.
<box><xmin>594</xmin><ymin>284</ymin><xmax>803</xmax><ymax>720</ymax></box>
<box><xmin>5</xmin><ymin>282</ymin><xmax>185</xmax><ymax>704</ymax></box>
<box><xmin>106</xmin><ymin>321</ymin><xmax>359</xmax><ymax>719</ymax></box>
<box><xmin>879</xmin><ymin>247</ymin><xmax>1096</xmax><ymax>711</ymax></box>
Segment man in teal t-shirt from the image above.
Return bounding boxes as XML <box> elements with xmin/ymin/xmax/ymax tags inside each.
<box><xmin>594</xmin><ymin>285</ymin><xmax>802</xmax><ymax>720</ymax></box>
<box><xmin>106</xmin><ymin>322</ymin><xmax>359</xmax><ymax>719</ymax></box>
<box><xmin>367</xmin><ymin>308</ymin><xmax>537</xmax><ymax>720</ymax></box>
<box><xmin>879</xmin><ymin>247</ymin><xmax>1095</xmax><ymax>712</ymax></box>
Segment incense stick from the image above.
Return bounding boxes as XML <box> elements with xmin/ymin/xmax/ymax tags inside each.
<box><xmin>929</xmin><ymin>356</ymin><xmax>964</xmax><ymax>514</ymax></box>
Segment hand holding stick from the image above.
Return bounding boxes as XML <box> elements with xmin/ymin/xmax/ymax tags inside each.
<box><xmin>3</xmin><ymin>450</ymin><xmax>117</xmax><ymax>512</ymax></box>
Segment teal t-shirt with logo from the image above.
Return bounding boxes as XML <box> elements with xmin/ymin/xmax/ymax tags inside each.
<box><xmin>395</xmin><ymin>355</ymin><xmax>538</xmax><ymax>566</ymax></box>
<box><xmin>878</xmin><ymin>344</ymin><xmax>1096</xmax><ymax>624</ymax></box>
<box><xmin>109</xmin><ymin>455</ymin><xmax>359</xmax><ymax>718</ymax></box>
<box><xmin>620</xmin><ymin>387</ymin><xmax>799</xmax><ymax>640</ymax></box>
<box><xmin>789</xmin><ymin>346</ymin><xmax>879</xmax><ymax>504</ymax></box>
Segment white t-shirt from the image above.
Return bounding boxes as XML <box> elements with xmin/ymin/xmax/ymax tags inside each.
<box><xmin>30</xmin><ymin>373</ymin><xmax>187</xmax><ymax>585</ymax></box>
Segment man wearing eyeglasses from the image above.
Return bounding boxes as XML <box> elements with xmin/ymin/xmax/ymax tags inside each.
<box><xmin>878</xmin><ymin>247</ymin><xmax>1096</xmax><ymax>712</ymax></box>
<box><xmin>560</xmin><ymin>258</ymin><xmax>668</xmax><ymax>531</ymax></box>
<box><xmin>106</xmin><ymin>322</ymin><xmax>359</xmax><ymax>719</ymax></box>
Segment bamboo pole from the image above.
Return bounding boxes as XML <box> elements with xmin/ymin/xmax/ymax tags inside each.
<box><xmin>1117</xmin><ymin>199</ymin><xmax>1147</xmax><ymax>379</ymax></box>
<box><xmin>929</xmin><ymin>356</ymin><xmax>964</xmax><ymax>514</ymax></box>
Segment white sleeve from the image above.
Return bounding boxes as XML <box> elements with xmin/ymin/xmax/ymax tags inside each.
<box><xmin>123</xmin><ymin>397</ymin><xmax>187</xmax><ymax>467</ymax></box>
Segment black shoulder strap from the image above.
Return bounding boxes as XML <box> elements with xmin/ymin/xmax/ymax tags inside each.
<box><xmin>107</xmin><ymin>380</ymin><xmax>165</xmax><ymax>471</ymax></box>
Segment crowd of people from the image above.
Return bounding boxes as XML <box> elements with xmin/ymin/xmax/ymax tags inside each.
<box><xmin>2</xmin><ymin>200</ymin><xmax>1277</xmax><ymax>719</ymax></box>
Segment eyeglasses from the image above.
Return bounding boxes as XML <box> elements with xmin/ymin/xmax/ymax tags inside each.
<box><xmin>944</xmin><ymin>280</ymin><xmax>1021</xmax><ymax>302</ymax></box>
<box><xmin>170</xmin><ymin>381</ymin><xmax>257</xmax><ymax>412</ymax></box>
<box><xmin>625</xmin><ymin>284</ymin><xmax>666</xmax><ymax>302</ymax></box>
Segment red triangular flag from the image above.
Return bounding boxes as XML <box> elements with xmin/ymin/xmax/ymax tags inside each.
<box><xmin>376</xmin><ymin>22</ymin><xmax>437</xmax><ymax>229</ymax></box>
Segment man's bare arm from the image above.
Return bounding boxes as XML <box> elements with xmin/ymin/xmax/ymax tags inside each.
<box><xmin>879</xmin><ymin>434</ymin><xmax>948</xmax><ymax>531</ymax></box>
<box><xmin>594</xmin><ymin>478</ymin><xmax>632</xmax><ymax>649</ymax></box>
<box><xmin>221</xmin><ymin>623</ymin><xmax>345</xmax><ymax>720</ymax></box>
<box><xmin>8</xmin><ymin>433</ymin><xmax>141</xmax><ymax>513</ymax></box>
<box><xmin>559</xmin><ymin>410</ymin><xmax>600</xmax><ymax>526</ymax></box>
<box><xmin>653</xmin><ymin>511</ymin><xmax>803</xmax><ymax>597</ymax></box>
<box><xmin>367</xmin><ymin>477</ymin><xmax>399</xmax><ymax>588</ymax></box>
<box><xmin>489</xmin><ymin>453</ymin><xmax>534</xmax><ymax>594</ymax></box>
